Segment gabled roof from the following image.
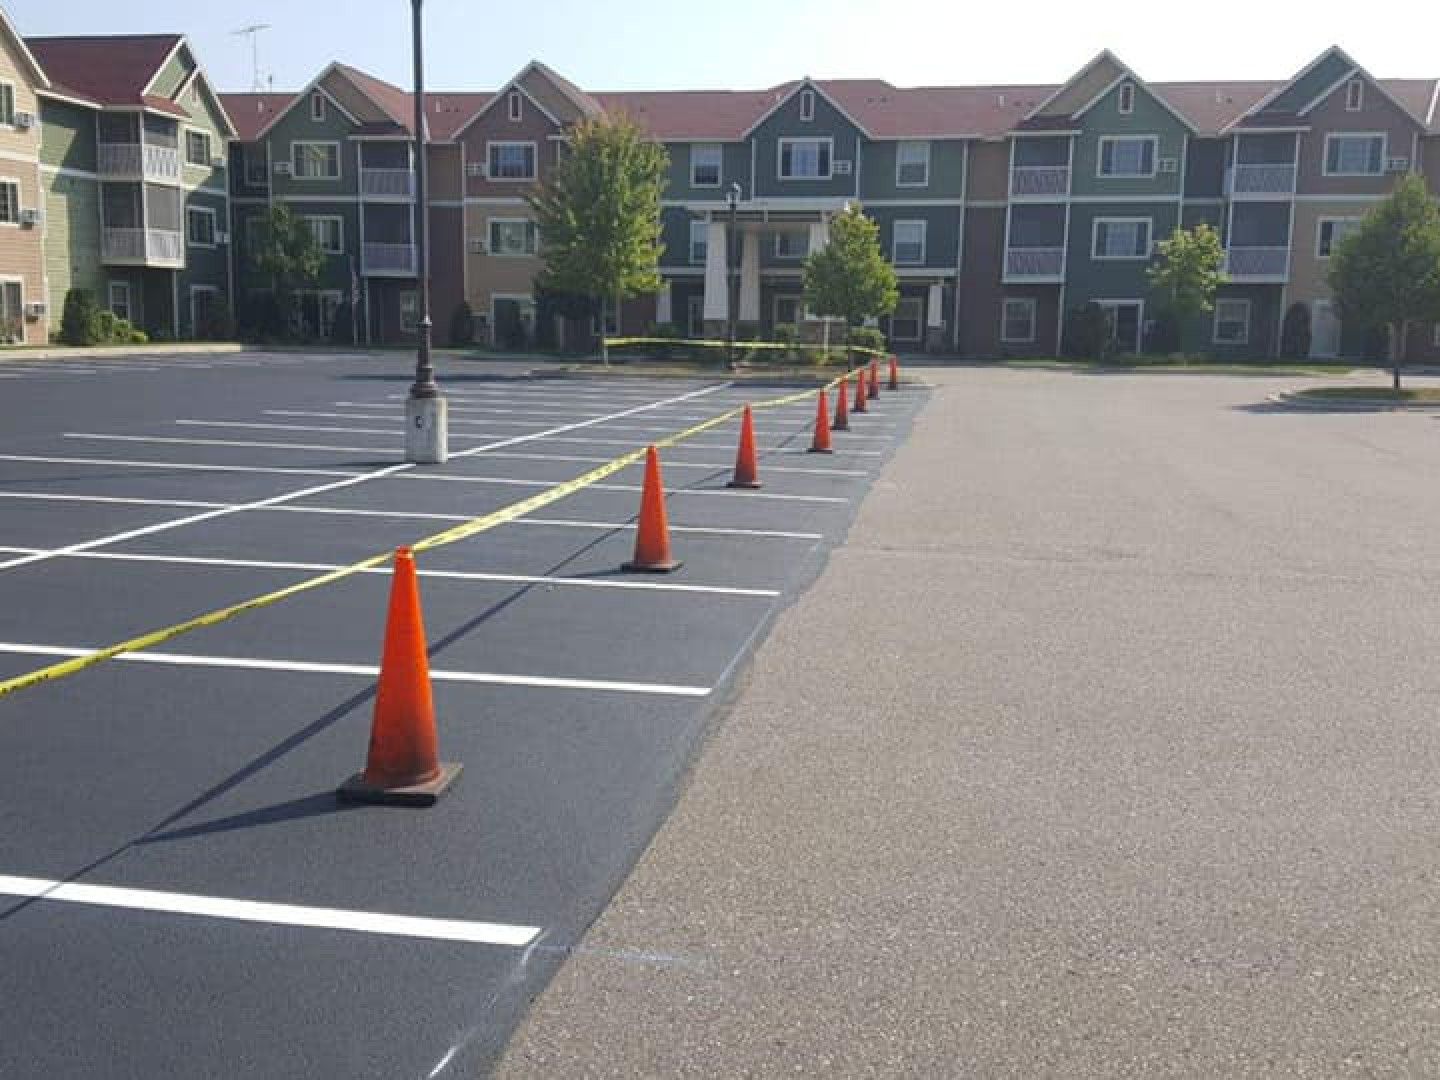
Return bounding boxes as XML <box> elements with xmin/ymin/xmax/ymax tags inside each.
<box><xmin>0</xmin><ymin>5</ymin><xmax>49</xmax><ymax>89</ymax></box>
<box><xmin>1017</xmin><ymin>50</ymin><xmax>1198</xmax><ymax>134</ymax></box>
<box><xmin>26</xmin><ymin>33</ymin><xmax>181</xmax><ymax>109</ymax></box>
<box><xmin>740</xmin><ymin>78</ymin><xmax>871</xmax><ymax>138</ymax></box>
<box><xmin>1229</xmin><ymin>47</ymin><xmax>1435</xmax><ymax>133</ymax></box>
<box><xmin>220</xmin><ymin>92</ymin><xmax>294</xmax><ymax>141</ymax></box>
<box><xmin>220</xmin><ymin>89</ymin><xmax>493</xmax><ymax>143</ymax></box>
<box><xmin>1150</xmin><ymin>82</ymin><xmax>1279</xmax><ymax>136</ymax></box>
<box><xmin>334</xmin><ymin>63</ymin><xmax>413</xmax><ymax>129</ymax></box>
<box><xmin>592</xmin><ymin>88</ymin><xmax>783</xmax><ymax>140</ymax></box>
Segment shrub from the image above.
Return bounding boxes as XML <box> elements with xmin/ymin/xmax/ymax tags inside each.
<box><xmin>93</xmin><ymin>309</ymin><xmax>118</xmax><ymax>343</ymax></box>
<box><xmin>1062</xmin><ymin>303</ymin><xmax>1111</xmax><ymax>360</ymax></box>
<box><xmin>772</xmin><ymin>322</ymin><xmax>799</xmax><ymax>363</ymax></box>
<box><xmin>648</xmin><ymin>322</ymin><xmax>681</xmax><ymax>360</ymax></box>
<box><xmin>1278</xmin><ymin>303</ymin><xmax>1311</xmax><ymax>360</ymax></box>
<box><xmin>1144</xmin><ymin>307</ymin><xmax>1181</xmax><ymax>355</ymax></box>
<box><xmin>128</xmin><ymin>328</ymin><xmax>148</xmax><ymax>345</ymax></box>
<box><xmin>60</xmin><ymin>288</ymin><xmax>101</xmax><ymax>346</ymax></box>
<box><xmin>449</xmin><ymin>302</ymin><xmax>475</xmax><ymax>347</ymax></box>
<box><xmin>846</xmin><ymin>325</ymin><xmax>887</xmax><ymax>357</ymax></box>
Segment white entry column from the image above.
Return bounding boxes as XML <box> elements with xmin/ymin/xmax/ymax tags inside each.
<box><xmin>927</xmin><ymin>282</ymin><xmax>945</xmax><ymax>329</ymax></box>
<box><xmin>702</xmin><ymin>221</ymin><xmax>729</xmax><ymax>325</ymax></box>
<box><xmin>739</xmin><ymin>231</ymin><xmax>760</xmax><ymax>325</ymax></box>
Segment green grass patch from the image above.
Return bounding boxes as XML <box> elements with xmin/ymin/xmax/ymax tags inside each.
<box><xmin>1289</xmin><ymin>386</ymin><xmax>1440</xmax><ymax>403</ymax></box>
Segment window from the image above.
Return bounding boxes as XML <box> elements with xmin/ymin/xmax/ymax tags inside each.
<box><xmin>774</xmin><ymin>295</ymin><xmax>803</xmax><ymax>327</ymax></box>
<box><xmin>310</xmin><ymin>92</ymin><xmax>325</xmax><ymax>122</ymax></box>
<box><xmin>892</xmin><ymin>220</ymin><xmax>926</xmax><ymax>265</ymax></box>
<box><xmin>0</xmin><ymin>83</ymin><xmax>14</xmax><ymax>127</ymax></box>
<box><xmin>689</xmin><ymin>220</ymin><xmax>708</xmax><ymax>264</ymax></box>
<box><xmin>800</xmin><ymin>89</ymin><xmax>815</xmax><ymax>122</ymax></box>
<box><xmin>1213</xmin><ymin>298</ymin><xmax>1250</xmax><ymax>345</ymax></box>
<box><xmin>108</xmin><ymin>281</ymin><xmax>132</xmax><ymax>322</ymax></box>
<box><xmin>1324</xmin><ymin>134</ymin><xmax>1384</xmax><ymax>176</ymax></box>
<box><xmin>778</xmin><ymin>137</ymin><xmax>832</xmax><ymax>179</ymax></box>
<box><xmin>1092</xmin><ymin>217</ymin><xmax>1152</xmax><ymax>259</ymax></box>
<box><xmin>508</xmin><ymin>91</ymin><xmax>522</xmax><ymax>121</ymax></box>
<box><xmin>1316</xmin><ymin>217</ymin><xmax>1361</xmax><ymax>258</ymax></box>
<box><xmin>690</xmin><ymin>144</ymin><xmax>722</xmax><ymax>187</ymax></box>
<box><xmin>400</xmin><ymin>290</ymin><xmax>419</xmax><ymax>334</ymax></box>
<box><xmin>292</xmin><ymin>142</ymin><xmax>340</xmax><ymax>179</ymax></box>
<box><xmin>185</xmin><ymin>130</ymin><xmax>212</xmax><ymax>167</ymax></box>
<box><xmin>895</xmin><ymin>141</ymin><xmax>930</xmax><ymax>187</ymax></box>
<box><xmin>889</xmin><ymin>296</ymin><xmax>922</xmax><ymax>342</ymax></box>
<box><xmin>774</xmin><ymin>231</ymin><xmax>808</xmax><ymax>259</ymax></box>
<box><xmin>488</xmin><ymin>218</ymin><xmax>537</xmax><ymax>256</ymax></box>
<box><xmin>303</xmin><ymin>215</ymin><xmax>343</xmax><ymax>254</ymax></box>
<box><xmin>1345</xmin><ymin>79</ymin><xmax>1364</xmax><ymax>112</ymax></box>
<box><xmin>1118</xmin><ymin>81</ymin><xmax>1135</xmax><ymax>115</ymax></box>
<box><xmin>0</xmin><ymin>180</ymin><xmax>17</xmax><ymax>224</ymax></box>
<box><xmin>243</xmin><ymin>145</ymin><xmax>268</xmax><ymax>187</ymax></box>
<box><xmin>487</xmin><ymin>141</ymin><xmax>536</xmax><ymax>180</ymax></box>
<box><xmin>186</xmin><ymin>206</ymin><xmax>216</xmax><ymax>247</ymax></box>
<box><xmin>1098</xmin><ymin>135</ymin><xmax>1157</xmax><ymax>177</ymax></box>
<box><xmin>1001</xmin><ymin>298</ymin><xmax>1036</xmax><ymax>343</ymax></box>
<box><xmin>0</xmin><ymin>280</ymin><xmax>22</xmax><ymax>340</ymax></box>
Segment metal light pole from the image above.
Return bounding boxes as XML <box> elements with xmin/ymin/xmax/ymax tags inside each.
<box><xmin>403</xmin><ymin>0</ymin><xmax>448</xmax><ymax>463</ymax></box>
<box><xmin>725</xmin><ymin>182</ymin><xmax>741</xmax><ymax>371</ymax></box>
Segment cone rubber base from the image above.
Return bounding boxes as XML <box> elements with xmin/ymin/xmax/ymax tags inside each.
<box><xmin>726</xmin><ymin>479</ymin><xmax>762</xmax><ymax>489</ymax></box>
<box><xmin>622</xmin><ymin>558</ymin><xmax>683</xmax><ymax>574</ymax></box>
<box><xmin>807</xmin><ymin>446</ymin><xmax>834</xmax><ymax>454</ymax></box>
<box><xmin>338</xmin><ymin>761</ymin><xmax>463</xmax><ymax>807</ymax></box>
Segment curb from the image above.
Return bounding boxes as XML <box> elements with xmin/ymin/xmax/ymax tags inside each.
<box><xmin>1269</xmin><ymin>392</ymin><xmax>1440</xmax><ymax>411</ymax></box>
<box><xmin>1</xmin><ymin>344</ymin><xmax>246</xmax><ymax>362</ymax></box>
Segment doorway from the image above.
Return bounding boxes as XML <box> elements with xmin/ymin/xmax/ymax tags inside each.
<box><xmin>1311</xmin><ymin>300</ymin><xmax>1340</xmax><ymax>359</ymax></box>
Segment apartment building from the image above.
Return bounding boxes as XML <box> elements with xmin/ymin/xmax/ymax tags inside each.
<box><xmin>0</xmin><ymin>7</ymin><xmax>47</xmax><ymax>343</ymax></box>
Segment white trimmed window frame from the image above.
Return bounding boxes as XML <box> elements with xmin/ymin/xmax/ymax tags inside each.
<box><xmin>778</xmin><ymin>137</ymin><xmax>834</xmax><ymax>181</ymax></box>
<box><xmin>690</xmin><ymin>144</ymin><xmax>722</xmax><ymax>188</ymax></box>
<box><xmin>774</xmin><ymin>231</ymin><xmax>807</xmax><ymax>259</ymax></box>
<box><xmin>508</xmin><ymin>91</ymin><xmax>522</xmax><ymax>122</ymax></box>
<box><xmin>310</xmin><ymin>92</ymin><xmax>326</xmax><ymax>122</ymax></box>
<box><xmin>1315</xmin><ymin>216</ymin><xmax>1362</xmax><ymax>258</ymax></box>
<box><xmin>1000</xmin><ymin>298</ymin><xmax>1037</xmax><ymax>344</ymax></box>
<box><xmin>895</xmin><ymin>141</ymin><xmax>931</xmax><ymax>188</ymax></box>
<box><xmin>0</xmin><ymin>82</ymin><xmax>15</xmax><ymax>128</ymax></box>
<box><xmin>1096</xmin><ymin>134</ymin><xmax>1159</xmax><ymax>178</ymax></box>
<box><xmin>292</xmin><ymin>141</ymin><xmax>341</xmax><ymax>180</ymax></box>
<box><xmin>0</xmin><ymin>276</ymin><xmax>24</xmax><ymax>341</ymax></box>
<box><xmin>108</xmin><ymin>281</ymin><xmax>132</xmax><ymax>322</ymax></box>
<box><xmin>486</xmin><ymin>141</ymin><xmax>538</xmax><ymax>181</ymax></box>
<box><xmin>1213</xmin><ymin>298</ymin><xmax>1251</xmax><ymax>346</ymax></box>
<box><xmin>488</xmin><ymin>217</ymin><xmax>537</xmax><ymax>257</ymax></box>
<box><xmin>892</xmin><ymin>220</ymin><xmax>927</xmax><ymax>265</ymax></box>
<box><xmin>1345</xmin><ymin>79</ymin><xmax>1364</xmax><ymax>112</ymax></box>
<box><xmin>889</xmin><ymin>296</ymin><xmax>923</xmax><ymax>343</ymax></box>
<box><xmin>301</xmin><ymin>214</ymin><xmax>344</xmax><ymax>254</ymax></box>
<box><xmin>1323</xmin><ymin>133</ymin><xmax>1386</xmax><ymax>177</ymax></box>
<box><xmin>1118</xmin><ymin>81</ymin><xmax>1135</xmax><ymax>115</ymax></box>
<box><xmin>0</xmin><ymin>177</ymin><xmax>19</xmax><ymax>226</ymax></box>
<box><xmin>186</xmin><ymin>205</ymin><xmax>217</xmax><ymax>249</ymax></box>
<box><xmin>688</xmin><ymin>220</ymin><xmax>708</xmax><ymax>265</ymax></box>
<box><xmin>1091</xmin><ymin>216</ymin><xmax>1153</xmax><ymax>260</ymax></box>
<box><xmin>799</xmin><ymin>89</ymin><xmax>815</xmax><ymax>122</ymax></box>
<box><xmin>184</xmin><ymin>127</ymin><xmax>212</xmax><ymax>168</ymax></box>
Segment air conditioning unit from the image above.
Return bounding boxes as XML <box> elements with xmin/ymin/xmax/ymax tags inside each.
<box><xmin>465</xmin><ymin>162</ymin><xmax>486</xmax><ymax>177</ymax></box>
<box><xmin>19</xmin><ymin>208</ymin><xmax>40</xmax><ymax>227</ymax></box>
<box><xmin>13</xmin><ymin>111</ymin><xmax>35</xmax><ymax>130</ymax></box>
<box><xmin>468</xmin><ymin>237</ymin><xmax>486</xmax><ymax>253</ymax></box>
<box><xmin>273</xmin><ymin>161</ymin><xmax>292</xmax><ymax>176</ymax></box>
<box><xmin>833</xmin><ymin>160</ymin><xmax>853</xmax><ymax>175</ymax></box>
<box><xmin>211</xmin><ymin>155</ymin><xmax>228</xmax><ymax>169</ymax></box>
<box><xmin>1386</xmin><ymin>156</ymin><xmax>1410</xmax><ymax>172</ymax></box>
<box><xmin>214</xmin><ymin>231</ymin><xmax>230</xmax><ymax>245</ymax></box>
<box><xmin>1158</xmin><ymin>157</ymin><xmax>1179</xmax><ymax>173</ymax></box>
<box><xmin>24</xmin><ymin>301</ymin><xmax>46</xmax><ymax>318</ymax></box>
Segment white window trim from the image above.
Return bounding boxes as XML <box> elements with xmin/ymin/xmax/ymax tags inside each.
<box><xmin>1096</xmin><ymin>134</ymin><xmax>1160</xmax><ymax>179</ymax></box>
<box><xmin>301</xmin><ymin>214</ymin><xmax>344</xmax><ymax>255</ymax></box>
<box><xmin>1090</xmin><ymin>216</ymin><xmax>1153</xmax><ymax>261</ymax></box>
<box><xmin>186</xmin><ymin>205</ymin><xmax>218</xmax><ymax>249</ymax></box>
<box><xmin>310</xmin><ymin>92</ymin><xmax>326</xmax><ymax>122</ymax></box>
<box><xmin>1315</xmin><ymin>216</ymin><xmax>1362</xmax><ymax>258</ymax></box>
<box><xmin>889</xmin><ymin>296</ymin><xmax>924</xmax><ymax>343</ymax></box>
<box><xmin>184</xmin><ymin>127</ymin><xmax>213</xmax><ymax>168</ymax></box>
<box><xmin>1345</xmin><ymin>79</ymin><xmax>1364</xmax><ymax>112</ymax></box>
<box><xmin>1000</xmin><ymin>298</ymin><xmax>1037</xmax><ymax>344</ymax></box>
<box><xmin>895</xmin><ymin>141</ymin><xmax>931</xmax><ymax>188</ymax></box>
<box><xmin>0</xmin><ymin>81</ymin><xmax>16</xmax><ymax>128</ymax></box>
<box><xmin>799</xmin><ymin>89</ymin><xmax>815</xmax><ymax>122</ymax></box>
<box><xmin>1118</xmin><ymin>82</ymin><xmax>1135</xmax><ymax>115</ymax></box>
<box><xmin>892</xmin><ymin>219</ymin><xmax>927</xmax><ymax>266</ymax></box>
<box><xmin>777</xmin><ymin>136</ymin><xmax>834</xmax><ymax>181</ymax></box>
<box><xmin>486</xmin><ymin>140</ymin><xmax>538</xmax><ymax>182</ymax></box>
<box><xmin>508</xmin><ymin>91</ymin><xmax>522</xmax><ymax>122</ymax></box>
<box><xmin>108</xmin><ymin>281</ymin><xmax>132</xmax><ymax>321</ymax></box>
<box><xmin>690</xmin><ymin>144</ymin><xmax>723</xmax><ymax>188</ymax></box>
<box><xmin>773</xmin><ymin>232</ymin><xmax>807</xmax><ymax>259</ymax></box>
<box><xmin>772</xmin><ymin>294</ymin><xmax>804</xmax><ymax>326</ymax></box>
<box><xmin>1094</xmin><ymin>299</ymin><xmax>1146</xmax><ymax>353</ymax></box>
<box><xmin>0</xmin><ymin>177</ymin><xmax>19</xmax><ymax>227</ymax></box>
<box><xmin>291</xmin><ymin>141</ymin><xmax>342</xmax><ymax>181</ymax></box>
<box><xmin>488</xmin><ymin>217</ymin><xmax>537</xmax><ymax>257</ymax></box>
<box><xmin>688</xmin><ymin>220</ymin><xmax>708</xmax><ymax>265</ymax></box>
<box><xmin>1212</xmin><ymin>298</ymin><xmax>1251</xmax><ymax>346</ymax></box>
<box><xmin>1322</xmin><ymin>132</ymin><xmax>1387</xmax><ymax>177</ymax></box>
<box><xmin>0</xmin><ymin>276</ymin><xmax>24</xmax><ymax>332</ymax></box>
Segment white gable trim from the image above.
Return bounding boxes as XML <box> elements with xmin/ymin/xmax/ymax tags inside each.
<box><xmin>175</xmin><ymin>67</ymin><xmax>238</xmax><ymax>139</ymax></box>
<box><xmin>1296</xmin><ymin>66</ymin><xmax>1426</xmax><ymax>127</ymax></box>
<box><xmin>1237</xmin><ymin>46</ymin><xmax>1351</xmax><ymax>123</ymax></box>
<box><xmin>252</xmin><ymin>65</ymin><xmax>361</xmax><ymax>140</ymax></box>
<box><xmin>1023</xmin><ymin>49</ymin><xmax>1121</xmax><ymax>121</ymax></box>
<box><xmin>1071</xmin><ymin>69</ymin><xmax>1198</xmax><ymax>133</ymax></box>
<box><xmin>454</xmin><ymin>63</ymin><xmax>564</xmax><ymax>137</ymax></box>
<box><xmin>0</xmin><ymin>7</ymin><xmax>50</xmax><ymax>88</ymax></box>
<box><xmin>740</xmin><ymin>78</ymin><xmax>872</xmax><ymax>139</ymax></box>
<box><xmin>141</xmin><ymin>38</ymin><xmax>190</xmax><ymax>97</ymax></box>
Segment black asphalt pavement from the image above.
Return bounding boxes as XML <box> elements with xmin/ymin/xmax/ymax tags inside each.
<box><xmin>0</xmin><ymin>349</ymin><xmax>924</xmax><ymax>1078</ymax></box>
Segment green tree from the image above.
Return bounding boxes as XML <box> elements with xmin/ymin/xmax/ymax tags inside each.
<box><xmin>803</xmin><ymin>204</ymin><xmax>900</xmax><ymax>332</ymax></box>
<box><xmin>528</xmin><ymin>114</ymin><xmax>668</xmax><ymax>363</ymax></box>
<box><xmin>1328</xmin><ymin>174</ymin><xmax>1440</xmax><ymax>389</ymax></box>
<box><xmin>249</xmin><ymin>205</ymin><xmax>323</xmax><ymax>338</ymax></box>
<box><xmin>1146</xmin><ymin>223</ymin><xmax>1226</xmax><ymax>354</ymax></box>
<box><xmin>60</xmin><ymin>288</ymin><xmax>102</xmax><ymax>346</ymax></box>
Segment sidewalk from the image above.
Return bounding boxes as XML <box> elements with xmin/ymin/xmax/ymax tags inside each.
<box><xmin>497</xmin><ymin>366</ymin><xmax>1440</xmax><ymax>1077</ymax></box>
<box><xmin>0</xmin><ymin>343</ymin><xmax>245</xmax><ymax>361</ymax></box>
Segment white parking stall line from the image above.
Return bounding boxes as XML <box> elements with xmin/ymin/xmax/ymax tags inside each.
<box><xmin>0</xmin><ymin>454</ymin><xmax>361</xmax><ymax>479</ymax></box>
<box><xmin>0</xmin><ymin>492</ymin><xmax>229</xmax><ymax>511</ymax></box>
<box><xmin>455</xmin><ymin>450</ymin><xmax>867</xmax><ymax>477</ymax></box>
<box><xmin>0</xmin><ymin>874</ymin><xmax>542</xmax><ymax>948</ymax></box>
<box><xmin>69</xmin><ymin>433</ymin><xmax>403</xmax><ymax>455</ymax></box>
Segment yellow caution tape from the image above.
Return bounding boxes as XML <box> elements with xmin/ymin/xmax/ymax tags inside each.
<box><xmin>0</xmin><ymin>375</ymin><xmax>852</xmax><ymax>700</ymax></box>
<box><xmin>604</xmin><ymin>336</ymin><xmax>890</xmax><ymax>359</ymax></box>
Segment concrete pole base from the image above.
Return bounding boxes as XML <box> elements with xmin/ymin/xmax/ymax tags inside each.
<box><xmin>405</xmin><ymin>396</ymin><xmax>448</xmax><ymax>464</ymax></box>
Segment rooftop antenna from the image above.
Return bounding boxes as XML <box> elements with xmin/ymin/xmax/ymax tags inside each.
<box><xmin>232</xmin><ymin>24</ymin><xmax>272</xmax><ymax>93</ymax></box>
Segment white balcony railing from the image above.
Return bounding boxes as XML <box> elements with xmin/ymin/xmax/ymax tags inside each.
<box><xmin>360</xmin><ymin>168</ymin><xmax>415</xmax><ymax>198</ymax></box>
<box><xmin>1224</xmin><ymin>246</ymin><xmax>1289</xmax><ymax>279</ymax></box>
<box><xmin>1010</xmin><ymin>165</ymin><xmax>1071</xmax><ymax>198</ymax></box>
<box><xmin>102</xmin><ymin>228</ymin><xmax>184</xmax><ymax>265</ymax></box>
<box><xmin>1228</xmin><ymin>163</ymin><xmax>1297</xmax><ymax>196</ymax></box>
<box><xmin>1004</xmin><ymin>247</ymin><xmax>1065</xmax><ymax>279</ymax></box>
<box><xmin>363</xmin><ymin>242</ymin><xmax>417</xmax><ymax>275</ymax></box>
<box><xmin>97</xmin><ymin>142</ymin><xmax>181</xmax><ymax>183</ymax></box>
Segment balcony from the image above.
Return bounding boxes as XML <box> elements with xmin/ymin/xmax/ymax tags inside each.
<box><xmin>102</xmin><ymin>227</ymin><xmax>184</xmax><ymax>267</ymax></box>
<box><xmin>1224</xmin><ymin>246</ymin><xmax>1289</xmax><ymax>281</ymax></box>
<box><xmin>1010</xmin><ymin>165</ymin><xmax>1071</xmax><ymax>198</ymax></box>
<box><xmin>98</xmin><ymin>142</ymin><xmax>181</xmax><ymax>184</ymax></box>
<box><xmin>360</xmin><ymin>168</ymin><xmax>415</xmax><ymax>198</ymax></box>
<box><xmin>363</xmin><ymin>242</ymin><xmax>417</xmax><ymax>276</ymax></box>
<box><xmin>1226</xmin><ymin>163</ymin><xmax>1297</xmax><ymax>197</ymax></box>
<box><xmin>1004</xmin><ymin>247</ymin><xmax>1065</xmax><ymax>282</ymax></box>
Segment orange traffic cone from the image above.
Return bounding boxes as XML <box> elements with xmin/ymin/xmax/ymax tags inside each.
<box><xmin>832</xmin><ymin>376</ymin><xmax>850</xmax><ymax>431</ymax></box>
<box><xmin>623</xmin><ymin>446</ymin><xmax>682</xmax><ymax>573</ymax></box>
<box><xmin>728</xmin><ymin>404</ymin><xmax>762</xmax><ymax>489</ymax></box>
<box><xmin>851</xmin><ymin>369</ymin><xmax>868</xmax><ymax>413</ymax></box>
<box><xmin>868</xmin><ymin>358</ymin><xmax>881</xmax><ymax>400</ymax></box>
<box><xmin>888</xmin><ymin>355</ymin><xmax>900</xmax><ymax>391</ymax></box>
<box><xmin>808</xmin><ymin>389</ymin><xmax>832</xmax><ymax>454</ymax></box>
<box><xmin>339</xmin><ymin>547</ymin><xmax>461</xmax><ymax>806</ymax></box>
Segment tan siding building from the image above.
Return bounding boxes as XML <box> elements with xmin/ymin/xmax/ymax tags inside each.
<box><xmin>0</xmin><ymin>9</ymin><xmax>49</xmax><ymax>343</ymax></box>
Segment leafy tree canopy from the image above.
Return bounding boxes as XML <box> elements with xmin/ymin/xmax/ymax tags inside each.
<box><xmin>802</xmin><ymin>204</ymin><xmax>900</xmax><ymax>326</ymax></box>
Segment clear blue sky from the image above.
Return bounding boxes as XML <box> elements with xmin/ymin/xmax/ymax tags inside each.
<box><xmin>7</xmin><ymin>0</ymin><xmax>1436</xmax><ymax>94</ymax></box>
